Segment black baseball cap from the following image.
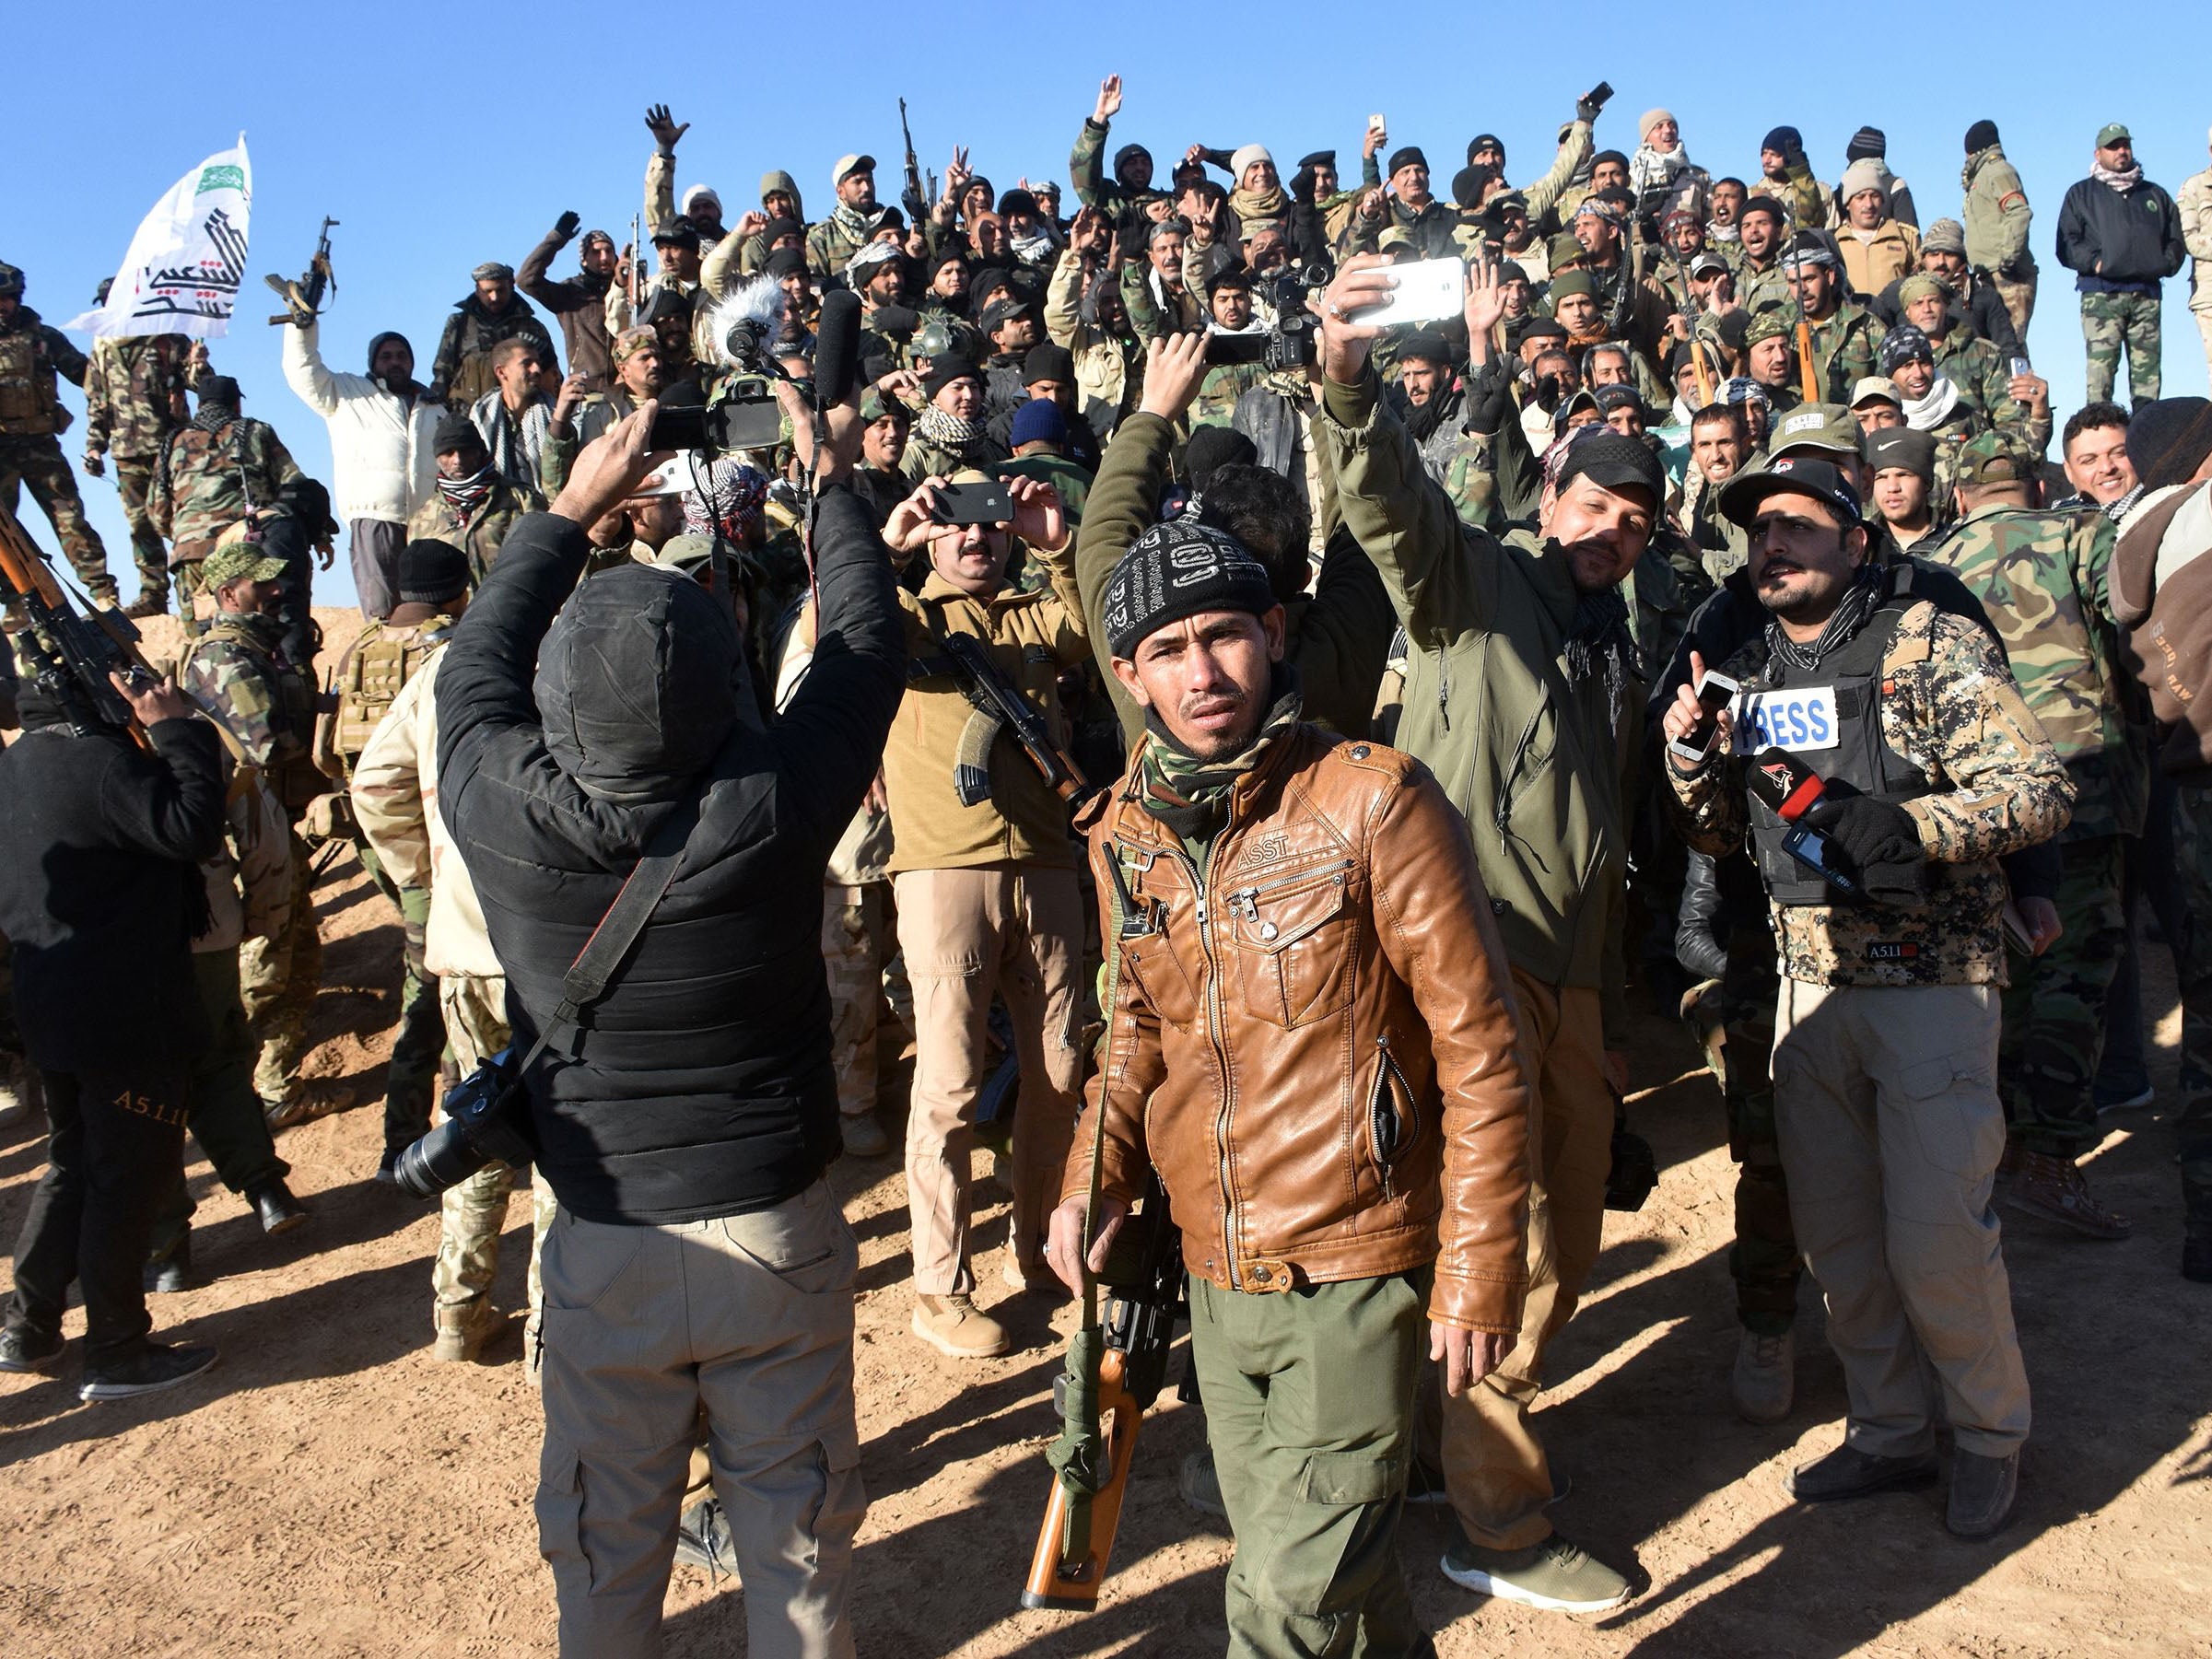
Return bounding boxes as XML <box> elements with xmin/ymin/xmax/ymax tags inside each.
<box><xmin>1718</xmin><ymin>454</ymin><xmax>1864</xmax><ymax>528</ymax></box>
<box><xmin>1555</xmin><ymin>428</ymin><xmax>1665</xmax><ymax>506</ymax></box>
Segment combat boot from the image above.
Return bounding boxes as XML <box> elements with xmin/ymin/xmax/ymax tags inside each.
<box><xmin>1731</xmin><ymin>1327</ymin><xmax>1796</xmax><ymax>1424</ymax></box>
<box><xmin>145</xmin><ymin>1235</ymin><xmax>193</xmax><ymax>1294</ymax></box>
<box><xmin>430</xmin><ymin>1300</ymin><xmax>500</xmax><ymax>1363</ymax></box>
<box><xmin>1946</xmin><ymin>1448</ymin><xmax>2019</xmax><ymax>1538</ymax></box>
<box><xmin>2003</xmin><ymin>1150</ymin><xmax>2131</xmax><ymax>1240</ymax></box>
<box><xmin>122</xmin><ymin>590</ymin><xmax>169</xmax><ymax>620</ymax></box>
<box><xmin>910</xmin><ymin>1292</ymin><xmax>1010</xmax><ymax>1359</ymax></box>
<box><xmin>247</xmin><ymin>1180</ymin><xmax>309</xmax><ymax>1235</ymax></box>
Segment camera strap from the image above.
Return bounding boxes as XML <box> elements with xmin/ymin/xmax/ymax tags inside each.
<box><xmin>512</xmin><ymin>782</ymin><xmax>711</xmax><ymax>1075</ymax></box>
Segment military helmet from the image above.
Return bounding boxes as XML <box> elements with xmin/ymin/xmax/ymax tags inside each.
<box><xmin>0</xmin><ymin>263</ymin><xmax>23</xmax><ymax>298</ymax></box>
<box><xmin>911</xmin><ymin>314</ymin><xmax>980</xmax><ymax>363</ymax></box>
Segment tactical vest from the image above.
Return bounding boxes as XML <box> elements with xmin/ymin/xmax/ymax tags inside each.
<box><xmin>330</xmin><ymin>620</ymin><xmax>451</xmax><ymax>772</ymax></box>
<box><xmin>195</xmin><ymin>616</ymin><xmax>330</xmax><ymax>813</ymax></box>
<box><xmin>0</xmin><ymin>326</ymin><xmax>60</xmax><ymax>438</ymax></box>
<box><xmin>1744</xmin><ymin>568</ymin><xmax>1932</xmax><ymax>905</ymax></box>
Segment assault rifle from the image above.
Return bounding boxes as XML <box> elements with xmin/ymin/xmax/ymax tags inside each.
<box><xmin>265</xmin><ymin>216</ymin><xmax>339</xmax><ymax>327</ymax></box>
<box><xmin>921</xmin><ymin>629</ymin><xmax>1087</xmax><ymax>808</ymax></box>
<box><xmin>0</xmin><ymin>507</ymin><xmax>158</xmax><ymax>746</ymax></box>
<box><xmin>899</xmin><ymin>98</ymin><xmax>936</xmax><ymax>229</ymax></box>
<box><xmin>1022</xmin><ymin>1173</ymin><xmax>1186</xmax><ymax>1609</ymax></box>
<box><xmin>1785</xmin><ymin>238</ymin><xmax>1822</xmax><ymax>405</ymax></box>
<box><xmin>1667</xmin><ymin>245</ymin><xmax>1715</xmax><ymax>407</ymax></box>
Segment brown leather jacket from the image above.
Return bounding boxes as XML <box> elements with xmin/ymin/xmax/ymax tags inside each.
<box><xmin>1063</xmin><ymin>722</ymin><xmax>1532</xmax><ymax>1333</ymax></box>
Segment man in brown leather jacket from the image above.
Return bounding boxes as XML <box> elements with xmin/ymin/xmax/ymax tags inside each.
<box><xmin>1047</xmin><ymin>520</ymin><xmax>1532</xmax><ymax>1657</ymax></box>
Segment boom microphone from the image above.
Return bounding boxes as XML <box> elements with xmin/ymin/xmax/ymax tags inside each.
<box><xmin>813</xmin><ymin>290</ymin><xmax>862</xmax><ymax>411</ymax></box>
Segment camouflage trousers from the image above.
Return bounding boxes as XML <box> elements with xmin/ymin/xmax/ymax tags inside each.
<box><xmin>0</xmin><ymin>435</ymin><xmax>115</xmax><ymax>602</ymax></box>
<box><xmin>1991</xmin><ymin>265</ymin><xmax>2037</xmax><ymax>342</ymax></box>
<box><xmin>824</xmin><ymin>882</ymin><xmax>911</xmax><ymax>1120</ymax></box>
<box><xmin>172</xmin><ymin>557</ymin><xmax>208</xmax><ymax>638</ymax></box>
<box><xmin>431</xmin><ymin>972</ymin><xmax>555</xmax><ymax>1349</ymax></box>
<box><xmin>1686</xmin><ymin>929</ymin><xmax>1799</xmax><ymax>1336</ymax></box>
<box><xmin>2080</xmin><ymin>290</ymin><xmax>2162</xmax><ymax>404</ymax></box>
<box><xmin>381</xmin><ymin>880</ymin><xmax>446</xmax><ymax>1157</ymax></box>
<box><xmin>2195</xmin><ymin>303</ymin><xmax>2212</xmax><ymax>386</ymax></box>
<box><xmin>2001</xmin><ymin>835</ymin><xmax>2126</xmax><ymax>1158</ymax></box>
<box><xmin>108</xmin><ymin>456</ymin><xmax>170</xmax><ymax>608</ymax></box>
<box><xmin>2162</xmin><ymin>788</ymin><xmax>2212</xmax><ymax>1239</ymax></box>
<box><xmin>240</xmin><ymin>830</ymin><xmax>321</xmax><ymax>1105</ymax></box>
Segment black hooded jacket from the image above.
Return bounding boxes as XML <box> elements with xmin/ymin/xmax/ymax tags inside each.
<box><xmin>0</xmin><ymin>704</ymin><xmax>224</xmax><ymax>1074</ymax></box>
<box><xmin>435</xmin><ymin>491</ymin><xmax>905</xmax><ymax>1225</ymax></box>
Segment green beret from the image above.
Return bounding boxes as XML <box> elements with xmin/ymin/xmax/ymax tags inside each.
<box><xmin>1897</xmin><ymin>273</ymin><xmax>1949</xmax><ymax>309</ymax></box>
<box><xmin>1548</xmin><ymin>268</ymin><xmax>1598</xmax><ymax>302</ymax></box>
<box><xmin>1743</xmin><ymin>306</ymin><xmax>1794</xmax><ymax>346</ymax></box>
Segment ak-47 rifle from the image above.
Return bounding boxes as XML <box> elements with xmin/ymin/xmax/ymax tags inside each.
<box><xmin>920</xmin><ymin>628</ymin><xmax>1087</xmax><ymax>808</ymax></box>
<box><xmin>265</xmin><ymin>216</ymin><xmax>339</xmax><ymax>327</ymax></box>
<box><xmin>630</xmin><ymin>213</ymin><xmax>643</xmax><ymax>314</ymax></box>
<box><xmin>1667</xmin><ymin>246</ymin><xmax>1715</xmax><ymax>407</ymax></box>
<box><xmin>898</xmin><ymin>99</ymin><xmax>936</xmax><ymax>229</ymax></box>
<box><xmin>1785</xmin><ymin>236</ymin><xmax>1822</xmax><ymax>405</ymax></box>
<box><xmin>1023</xmin><ymin>837</ymin><xmax>1186</xmax><ymax>1612</ymax></box>
<box><xmin>0</xmin><ymin>507</ymin><xmax>159</xmax><ymax>747</ymax></box>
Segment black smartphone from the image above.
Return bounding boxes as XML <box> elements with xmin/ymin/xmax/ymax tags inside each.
<box><xmin>647</xmin><ymin>403</ymin><xmax>708</xmax><ymax>451</ymax></box>
<box><xmin>1204</xmin><ymin>331</ymin><xmax>1270</xmax><ymax>367</ymax></box>
<box><xmin>930</xmin><ymin>480</ymin><xmax>1012</xmax><ymax>527</ymax></box>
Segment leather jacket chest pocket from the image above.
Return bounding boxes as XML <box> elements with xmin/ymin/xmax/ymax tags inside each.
<box><xmin>1229</xmin><ymin>864</ymin><xmax>1357</xmax><ymax>1029</ymax></box>
<box><xmin>1120</xmin><ymin>927</ymin><xmax>1200</xmax><ymax>1031</ymax></box>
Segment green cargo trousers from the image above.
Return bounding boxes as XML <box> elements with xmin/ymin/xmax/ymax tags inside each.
<box><xmin>1188</xmin><ymin>1269</ymin><xmax>1434</xmax><ymax>1659</ymax></box>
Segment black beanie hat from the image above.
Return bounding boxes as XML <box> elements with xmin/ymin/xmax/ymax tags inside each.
<box><xmin>1761</xmin><ymin>126</ymin><xmax>1802</xmax><ymax>157</ymax></box>
<box><xmin>432</xmin><ymin>412</ymin><xmax>481</xmax><ymax>454</ymax></box>
<box><xmin>922</xmin><ymin>354</ymin><xmax>983</xmax><ymax>402</ymax></box>
<box><xmin>1022</xmin><ymin>342</ymin><xmax>1074</xmax><ymax>386</ymax></box>
<box><xmin>1100</xmin><ymin>520</ymin><xmax>1276</xmax><ymax>659</ymax></box>
<box><xmin>1451</xmin><ymin>164</ymin><xmax>1496</xmax><ymax>209</ymax></box>
<box><xmin>1113</xmin><ymin>142</ymin><xmax>1152</xmax><ymax>178</ymax></box>
<box><xmin>1964</xmin><ymin>120</ymin><xmax>2000</xmax><ymax>155</ymax></box>
<box><xmin>366</xmin><ymin>330</ymin><xmax>414</xmax><ymax>377</ymax></box>
<box><xmin>197</xmin><ymin>375</ymin><xmax>241</xmax><ymax>408</ymax></box>
<box><xmin>2126</xmin><ymin>397</ymin><xmax>2212</xmax><ymax>491</ymax></box>
<box><xmin>1468</xmin><ymin>134</ymin><xmax>1504</xmax><ymax>163</ymax></box>
<box><xmin>1846</xmin><ymin>126</ymin><xmax>1886</xmax><ymax>163</ymax></box>
<box><xmin>1387</xmin><ymin>146</ymin><xmax>1428</xmax><ymax>179</ymax></box>
<box><xmin>1183</xmin><ymin>426</ymin><xmax>1258</xmax><ymax>489</ymax></box>
<box><xmin>397</xmin><ymin>539</ymin><xmax>470</xmax><ymax>605</ymax></box>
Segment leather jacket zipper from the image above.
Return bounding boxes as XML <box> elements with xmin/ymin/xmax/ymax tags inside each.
<box><xmin>1369</xmin><ymin>1032</ymin><xmax>1415</xmax><ymax>1200</ymax></box>
<box><xmin>1223</xmin><ymin>857</ymin><xmax>1355</xmax><ymax>926</ymax></box>
<box><xmin>1165</xmin><ymin>839</ymin><xmax>1241</xmax><ymax>1291</ymax></box>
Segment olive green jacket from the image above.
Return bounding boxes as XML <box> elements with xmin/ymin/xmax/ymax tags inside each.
<box><xmin>1316</xmin><ymin>369</ymin><xmax>1632</xmax><ymax>1034</ymax></box>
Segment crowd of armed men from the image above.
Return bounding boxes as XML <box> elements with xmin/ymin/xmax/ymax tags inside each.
<box><xmin>3</xmin><ymin>78</ymin><xmax>2212</xmax><ymax>1655</ymax></box>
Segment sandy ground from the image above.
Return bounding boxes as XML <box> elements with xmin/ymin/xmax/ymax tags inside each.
<box><xmin>2</xmin><ymin>608</ymin><xmax>2209</xmax><ymax>1657</ymax></box>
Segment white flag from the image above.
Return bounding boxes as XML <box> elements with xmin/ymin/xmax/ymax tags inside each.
<box><xmin>66</xmin><ymin>136</ymin><xmax>252</xmax><ymax>340</ymax></box>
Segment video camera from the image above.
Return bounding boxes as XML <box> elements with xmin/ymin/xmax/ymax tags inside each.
<box><xmin>647</xmin><ymin>294</ymin><xmax>786</xmax><ymax>453</ymax></box>
<box><xmin>1203</xmin><ymin>263</ymin><xmax>1330</xmax><ymax>371</ymax></box>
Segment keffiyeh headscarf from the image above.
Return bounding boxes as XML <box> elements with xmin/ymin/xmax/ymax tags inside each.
<box><xmin>683</xmin><ymin>458</ymin><xmax>770</xmax><ymax>541</ymax></box>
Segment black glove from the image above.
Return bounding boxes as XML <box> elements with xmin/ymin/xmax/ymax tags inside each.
<box><xmin>1464</xmin><ymin>357</ymin><xmax>1515</xmax><ymax>437</ymax></box>
<box><xmin>1800</xmin><ymin>793</ymin><xmax>1927</xmax><ymax>901</ymax></box>
<box><xmin>554</xmin><ymin>210</ymin><xmax>581</xmax><ymax>240</ymax></box>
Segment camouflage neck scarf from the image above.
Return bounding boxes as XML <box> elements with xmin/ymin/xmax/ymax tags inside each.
<box><xmin>1138</xmin><ymin>664</ymin><xmax>1302</xmax><ymax>852</ymax></box>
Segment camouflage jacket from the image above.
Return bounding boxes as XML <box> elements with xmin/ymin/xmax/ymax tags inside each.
<box><xmin>1669</xmin><ymin>599</ymin><xmax>2074</xmax><ymax>987</ymax></box>
<box><xmin>83</xmin><ymin>334</ymin><xmax>190</xmax><ymax>461</ymax></box>
<box><xmin>406</xmin><ymin>477</ymin><xmax>544</xmax><ymax>585</ymax></box>
<box><xmin>180</xmin><ymin>610</ymin><xmax>328</xmax><ymax>814</ymax></box>
<box><xmin>1935</xmin><ymin>333</ymin><xmax>2045</xmax><ymax>450</ymax></box>
<box><xmin>1804</xmin><ymin>302</ymin><xmax>1886</xmax><ymax>405</ymax></box>
<box><xmin>0</xmin><ymin>307</ymin><xmax>88</xmax><ymax>439</ymax></box>
<box><xmin>428</xmin><ymin>293</ymin><xmax>557</xmax><ymax>412</ymax></box>
<box><xmin>1923</xmin><ymin>504</ymin><xmax>2147</xmax><ymax>841</ymax></box>
<box><xmin>149</xmin><ymin>416</ymin><xmax>303</xmax><ymax>562</ymax></box>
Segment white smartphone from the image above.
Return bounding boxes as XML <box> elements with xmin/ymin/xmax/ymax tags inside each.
<box><xmin>1368</xmin><ymin>113</ymin><xmax>1387</xmax><ymax>134</ymax></box>
<box><xmin>1350</xmin><ymin>257</ymin><xmax>1464</xmax><ymax>329</ymax></box>
<box><xmin>1667</xmin><ymin>669</ymin><xmax>1739</xmax><ymax>766</ymax></box>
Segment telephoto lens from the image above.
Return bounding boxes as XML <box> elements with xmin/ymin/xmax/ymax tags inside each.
<box><xmin>392</xmin><ymin>1056</ymin><xmax>536</xmax><ymax>1198</ymax></box>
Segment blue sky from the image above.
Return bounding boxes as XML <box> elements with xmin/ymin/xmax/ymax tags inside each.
<box><xmin>12</xmin><ymin>2</ymin><xmax>2212</xmax><ymax>608</ymax></box>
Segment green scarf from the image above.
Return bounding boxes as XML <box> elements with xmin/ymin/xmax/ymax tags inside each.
<box><xmin>1138</xmin><ymin>664</ymin><xmax>1303</xmax><ymax>856</ymax></box>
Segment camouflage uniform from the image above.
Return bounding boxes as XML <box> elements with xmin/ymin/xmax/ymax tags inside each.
<box><xmin>2081</xmin><ymin>291</ymin><xmax>2163</xmax><ymax>404</ymax></box>
<box><xmin>82</xmin><ymin>333</ymin><xmax>191</xmax><ymax>604</ymax></box>
<box><xmin>1925</xmin><ymin>494</ymin><xmax>2146</xmax><ymax>1158</ymax></box>
<box><xmin>0</xmin><ymin>299</ymin><xmax>114</xmax><ymax>601</ymax></box>
<box><xmin>148</xmin><ymin>412</ymin><xmax>302</xmax><ymax>631</ymax></box>
<box><xmin>1672</xmin><ymin>601</ymin><xmax>2076</xmax><ymax>986</ymax></box>
<box><xmin>1192</xmin><ymin>358</ymin><xmax>1269</xmax><ymax>429</ymax></box>
<box><xmin>406</xmin><ymin>477</ymin><xmax>543</xmax><ymax>586</ymax></box>
<box><xmin>1803</xmin><ymin>303</ymin><xmax>1886</xmax><ymax>406</ymax></box>
<box><xmin>2182</xmin><ymin>164</ymin><xmax>2212</xmax><ymax>380</ymax></box>
<box><xmin>180</xmin><ymin>586</ymin><xmax>329</xmax><ymax>1109</ymax></box>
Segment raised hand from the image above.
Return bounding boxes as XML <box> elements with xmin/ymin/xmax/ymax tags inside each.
<box><xmin>644</xmin><ymin>103</ymin><xmax>689</xmax><ymax>151</ymax></box>
<box><xmin>1094</xmin><ymin>75</ymin><xmax>1123</xmax><ymax>125</ymax></box>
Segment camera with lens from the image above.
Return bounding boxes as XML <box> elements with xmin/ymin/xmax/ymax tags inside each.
<box><xmin>1201</xmin><ymin>263</ymin><xmax>1331</xmax><ymax>371</ymax></box>
<box><xmin>645</xmin><ymin>291</ymin><xmax>788</xmax><ymax>453</ymax></box>
<box><xmin>393</xmin><ymin>1048</ymin><xmax>539</xmax><ymax>1199</ymax></box>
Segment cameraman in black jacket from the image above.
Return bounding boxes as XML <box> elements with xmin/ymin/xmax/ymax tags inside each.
<box><xmin>435</xmin><ymin>397</ymin><xmax>904</xmax><ymax>1655</ymax></box>
<box><xmin>0</xmin><ymin>667</ymin><xmax>226</xmax><ymax>1401</ymax></box>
